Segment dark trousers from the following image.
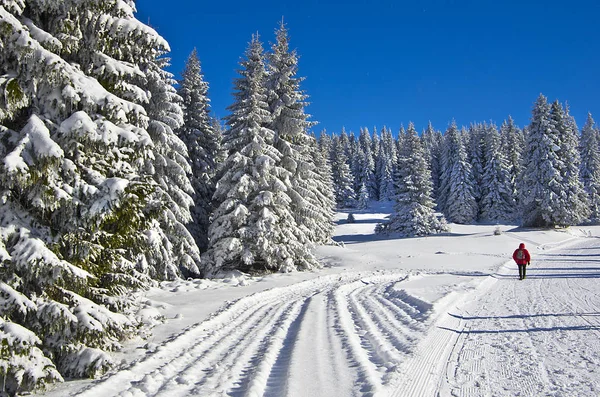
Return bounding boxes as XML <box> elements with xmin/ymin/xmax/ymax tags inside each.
<box><xmin>518</xmin><ymin>264</ymin><xmax>527</xmax><ymax>279</ymax></box>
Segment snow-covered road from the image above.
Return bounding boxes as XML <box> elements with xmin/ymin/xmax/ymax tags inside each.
<box><xmin>51</xmin><ymin>224</ymin><xmax>600</xmax><ymax>397</ymax></box>
<box><xmin>440</xmin><ymin>238</ymin><xmax>600</xmax><ymax>396</ymax></box>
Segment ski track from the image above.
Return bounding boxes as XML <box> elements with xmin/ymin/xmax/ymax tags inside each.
<box><xmin>73</xmin><ymin>238</ymin><xmax>600</xmax><ymax>397</ymax></box>
<box><xmin>74</xmin><ymin>271</ymin><xmax>441</xmax><ymax>397</ymax></box>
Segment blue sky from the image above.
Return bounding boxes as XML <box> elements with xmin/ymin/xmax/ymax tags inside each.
<box><xmin>136</xmin><ymin>0</ymin><xmax>600</xmax><ymax>135</ymax></box>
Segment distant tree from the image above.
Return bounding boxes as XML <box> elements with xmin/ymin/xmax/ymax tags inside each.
<box><xmin>522</xmin><ymin>95</ymin><xmax>560</xmax><ymax>226</ymax></box>
<box><xmin>421</xmin><ymin>122</ymin><xmax>443</xmax><ymax>203</ymax></box>
<box><xmin>358</xmin><ymin>183</ymin><xmax>370</xmax><ymax>209</ymax></box>
<box><xmin>466</xmin><ymin>123</ymin><xmax>486</xmax><ymax>215</ymax></box>
<box><xmin>521</xmin><ymin>95</ymin><xmax>589</xmax><ymax>227</ymax></box>
<box><xmin>306</xmin><ymin>134</ymin><xmax>336</xmax><ymax>243</ymax></box>
<box><xmin>331</xmin><ymin>135</ymin><xmax>356</xmax><ymax>207</ymax></box>
<box><xmin>552</xmin><ymin>102</ymin><xmax>589</xmax><ymax>225</ymax></box>
<box><xmin>359</xmin><ymin>127</ymin><xmax>377</xmax><ymax>200</ymax></box>
<box><xmin>499</xmin><ymin>116</ymin><xmax>524</xmax><ymax>209</ymax></box>
<box><xmin>439</xmin><ymin>122</ymin><xmax>478</xmax><ymax>223</ymax></box>
<box><xmin>395</xmin><ymin>125</ymin><xmax>406</xmax><ymax>159</ymax></box>
<box><xmin>479</xmin><ymin>123</ymin><xmax>516</xmax><ymax>221</ymax></box>
<box><xmin>378</xmin><ymin>127</ymin><xmax>396</xmax><ymax>201</ymax></box>
<box><xmin>318</xmin><ymin>130</ymin><xmax>333</xmax><ymax>160</ymax></box>
<box><xmin>371</xmin><ymin>127</ymin><xmax>381</xmax><ymax>200</ymax></box>
<box><xmin>580</xmin><ymin>113</ymin><xmax>600</xmax><ymax>221</ymax></box>
<box><xmin>377</xmin><ymin>123</ymin><xmax>448</xmax><ymax>236</ymax></box>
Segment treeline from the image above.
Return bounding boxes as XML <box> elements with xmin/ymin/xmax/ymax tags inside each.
<box><xmin>319</xmin><ymin>96</ymin><xmax>599</xmax><ymax>231</ymax></box>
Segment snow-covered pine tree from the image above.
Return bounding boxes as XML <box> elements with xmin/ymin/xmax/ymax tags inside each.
<box><xmin>351</xmin><ymin>142</ymin><xmax>366</xmax><ymax>198</ymax></box>
<box><xmin>330</xmin><ymin>134</ymin><xmax>356</xmax><ymax>207</ymax></box>
<box><xmin>318</xmin><ymin>130</ymin><xmax>333</xmax><ymax>160</ymax></box>
<box><xmin>438</xmin><ymin>122</ymin><xmax>478</xmax><ymax>223</ymax></box>
<box><xmin>377</xmin><ymin>123</ymin><xmax>448</xmax><ymax>236</ymax></box>
<box><xmin>358</xmin><ymin>127</ymin><xmax>377</xmax><ymax>200</ymax></box>
<box><xmin>141</xmin><ymin>56</ymin><xmax>201</xmax><ymax>279</ymax></box>
<box><xmin>357</xmin><ymin>183</ymin><xmax>369</xmax><ymax>209</ymax></box>
<box><xmin>466</xmin><ymin>123</ymin><xmax>486</xmax><ymax>216</ymax></box>
<box><xmin>349</xmin><ymin>131</ymin><xmax>365</xmax><ymax>196</ymax></box>
<box><xmin>211</xmin><ymin>118</ymin><xmax>227</xmax><ymax>165</ymax></box>
<box><xmin>177</xmin><ymin>48</ymin><xmax>221</xmax><ymax>252</ymax></box>
<box><xmin>479</xmin><ymin>123</ymin><xmax>516</xmax><ymax>222</ymax></box>
<box><xmin>204</xmin><ymin>34</ymin><xmax>317</xmax><ymax>274</ymax></box>
<box><xmin>337</xmin><ymin>128</ymin><xmax>349</xmax><ymax>164</ymax></box>
<box><xmin>499</xmin><ymin>116</ymin><xmax>524</xmax><ymax>209</ymax></box>
<box><xmin>266</xmin><ymin>22</ymin><xmax>334</xmax><ymax>246</ymax></box>
<box><xmin>371</xmin><ymin>127</ymin><xmax>381</xmax><ymax>200</ymax></box>
<box><xmin>0</xmin><ymin>0</ymin><xmax>178</xmax><ymax>392</ymax></box>
<box><xmin>378</xmin><ymin>127</ymin><xmax>396</xmax><ymax>201</ymax></box>
<box><xmin>339</xmin><ymin>127</ymin><xmax>353</xmax><ymax>175</ymax></box>
<box><xmin>580</xmin><ymin>113</ymin><xmax>600</xmax><ymax>221</ymax></box>
<box><xmin>550</xmin><ymin>101</ymin><xmax>589</xmax><ymax>225</ymax></box>
<box><xmin>396</xmin><ymin>125</ymin><xmax>406</xmax><ymax>161</ymax></box>
<box><xmin>421</xmin><ymin>122</ymin><xmax>443</xmax><ymax>206</ymax></box>
<box><xmin>522</xmin><ymin>94</ymin><xmax>565</xmax><ymax>227</ymax></box>
<box><xmin>306</xmin><ymin>133</ymin><xmax>336</xmax><ymax>243</ymax></box>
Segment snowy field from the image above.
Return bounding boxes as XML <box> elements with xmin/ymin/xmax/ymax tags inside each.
<box><xmin>39</xmin><ymin>203</ymin><xmax>600</xmax><ymax>396</ymax></box>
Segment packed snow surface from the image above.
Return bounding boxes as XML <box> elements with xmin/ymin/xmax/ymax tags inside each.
<box><xmin>40</xmin><ymin>204</ymin><xmax>600</xmax><ymax>396</ymax></box>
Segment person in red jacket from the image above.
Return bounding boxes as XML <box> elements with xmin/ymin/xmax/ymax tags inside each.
<box><xmin>513</xmin><ymin>242</ymin><xmax>531</xmax><ymax>280</ymax></box>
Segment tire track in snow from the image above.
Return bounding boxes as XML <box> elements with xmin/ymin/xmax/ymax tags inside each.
<box><xmin>75</xmin><ymin>271</ymin><xmax>438</xmax><ymax>397</ymax></box>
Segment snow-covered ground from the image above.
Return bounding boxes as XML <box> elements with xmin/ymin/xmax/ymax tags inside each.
<box><xmin>40</xmin><ymin>203</ymin><xmax>600</xmax><ymax>396</ymax></box>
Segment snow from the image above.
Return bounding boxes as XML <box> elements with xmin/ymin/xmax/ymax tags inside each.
<box><xmin>38</xmin><ymin>202</ymin><xmax>600</xmax><ymax>396</ymax></box>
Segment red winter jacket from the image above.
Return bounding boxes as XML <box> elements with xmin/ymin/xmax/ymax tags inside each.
<box><xmin>513</xmin><ymin>243</ymin><xmax>531</xmax><ymax>265</ymax></box>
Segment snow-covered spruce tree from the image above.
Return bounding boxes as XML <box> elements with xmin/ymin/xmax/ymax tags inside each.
<box><xmin>357</xmin><ymin>183</ymin><xmax>369</xmax><ymax>209</ymax></box>
<box><xmin>466</xmin><ymin>123</ymin><xmax>486</xmax><ymax>215</ymax></box>
<box><xmin>580</xmin><ymin>113</ymin><xmax>600</xmax><ymax>221</ymax></box>
<box><xmin>522</xmin><ymin>94</ymin><xmax>565</xmax><ymax>227</ymax></box>
<box><xmin>331</xmin><ymin>134</ymin><xmax>356</xmax><ymax>207</ymax></box>
<box><xmin>479</xmin><ymin>123</ymin><xmax>516</xmax><ymax>222</ymax></box>
<box><xmin>550</xmin><ymin>101</ymin><xmax>589</xmax><ymax>225</ymax></box>
<box><xmin>438</xmin><ymin>122</ymin><xmax>478</xmax><ymax>223</ymax></box>
<box><xmin>306</xmin><ymin>133</ymin><xmax>336</xmax><ymax>243</ymax></box>
<box><xmin>348</xmin><ymin>131</ymin><xmax>366</xmax><ymax>197</ymax></box>
<box><xmin>377</xmin><ymin>123</ymin><xmax>448</xmax><ymax>236</ymax></box>
<box><xmin>499</xmin><ymin>116</ymin><xmax>524</xmax><ymax>209</ymax></box>
<box><xmin>378</xmin><ymin>127</ymin><xmax>397</xmax><ymax>201</ymax></box>
<box><xmin>204</xmin><ymin>35</ymin><xmax>317</xmax><ymax>274</ymax></box>
<box><xmin>339</xmin><ymin>128</ymin><xmax>354</xmax><ymax>171</ymax></box>
<box><xmin>318</xmin><ymin>130</ymin><xmax>333</xmax><ymax>165</ymax></box>
<box><xmin>177</xmin><ymin>48</ymin><xmax>221</xmax><ymax>252</ymax></box>
<box><xmin>266</xmin><ymin>22</ymin><xmax>334</xmax><ymax>246</ymax></box>
<box><xmin>0</xmin><ymin>0</ymin><xmax>180</xmax><ymax>392</ymax></box>
<box><xmin>141</xmin><ymin>56</ymin><xmax>201</xmax><ymax>279</ymax></box>
<box><xmin>395</xmin><ymin>125</ymin><xmax>406</xmax><ymax>162</ymax></box>
<box><xmin>421</xmin><ymin>122</ymin><xmax>443</xmax><ymax>203</ymax></box>
<box><xmin>358</xmin><ymin>127</ymin><xmax>377</xmax><ymax>200</ymax></box>
<box><xmin>371</xmin><ymin>127</ymin><xmax>381</xmax><ymax>200</ymax></box>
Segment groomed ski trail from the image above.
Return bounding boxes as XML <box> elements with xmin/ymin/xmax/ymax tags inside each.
<box><xmin>390</xmin><ymin>236</ymin><xmax>600</xmax><ymax>397</ymax></box>
<box><xmin>73</xmin><ymin>271</ymin><xmax>436</xmax><ymax>397</ymax></box>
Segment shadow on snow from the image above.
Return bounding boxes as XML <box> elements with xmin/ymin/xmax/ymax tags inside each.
<box><xmin>440</xmin><ymin>312</ymin><xmax>600</xmax><ymax>334</ymax></box>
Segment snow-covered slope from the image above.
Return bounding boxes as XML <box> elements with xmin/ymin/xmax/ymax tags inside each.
<box><xmin>39</xmin><ymin>204</ymin><xmax>600</xmax><ymax>396</ymax></box>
